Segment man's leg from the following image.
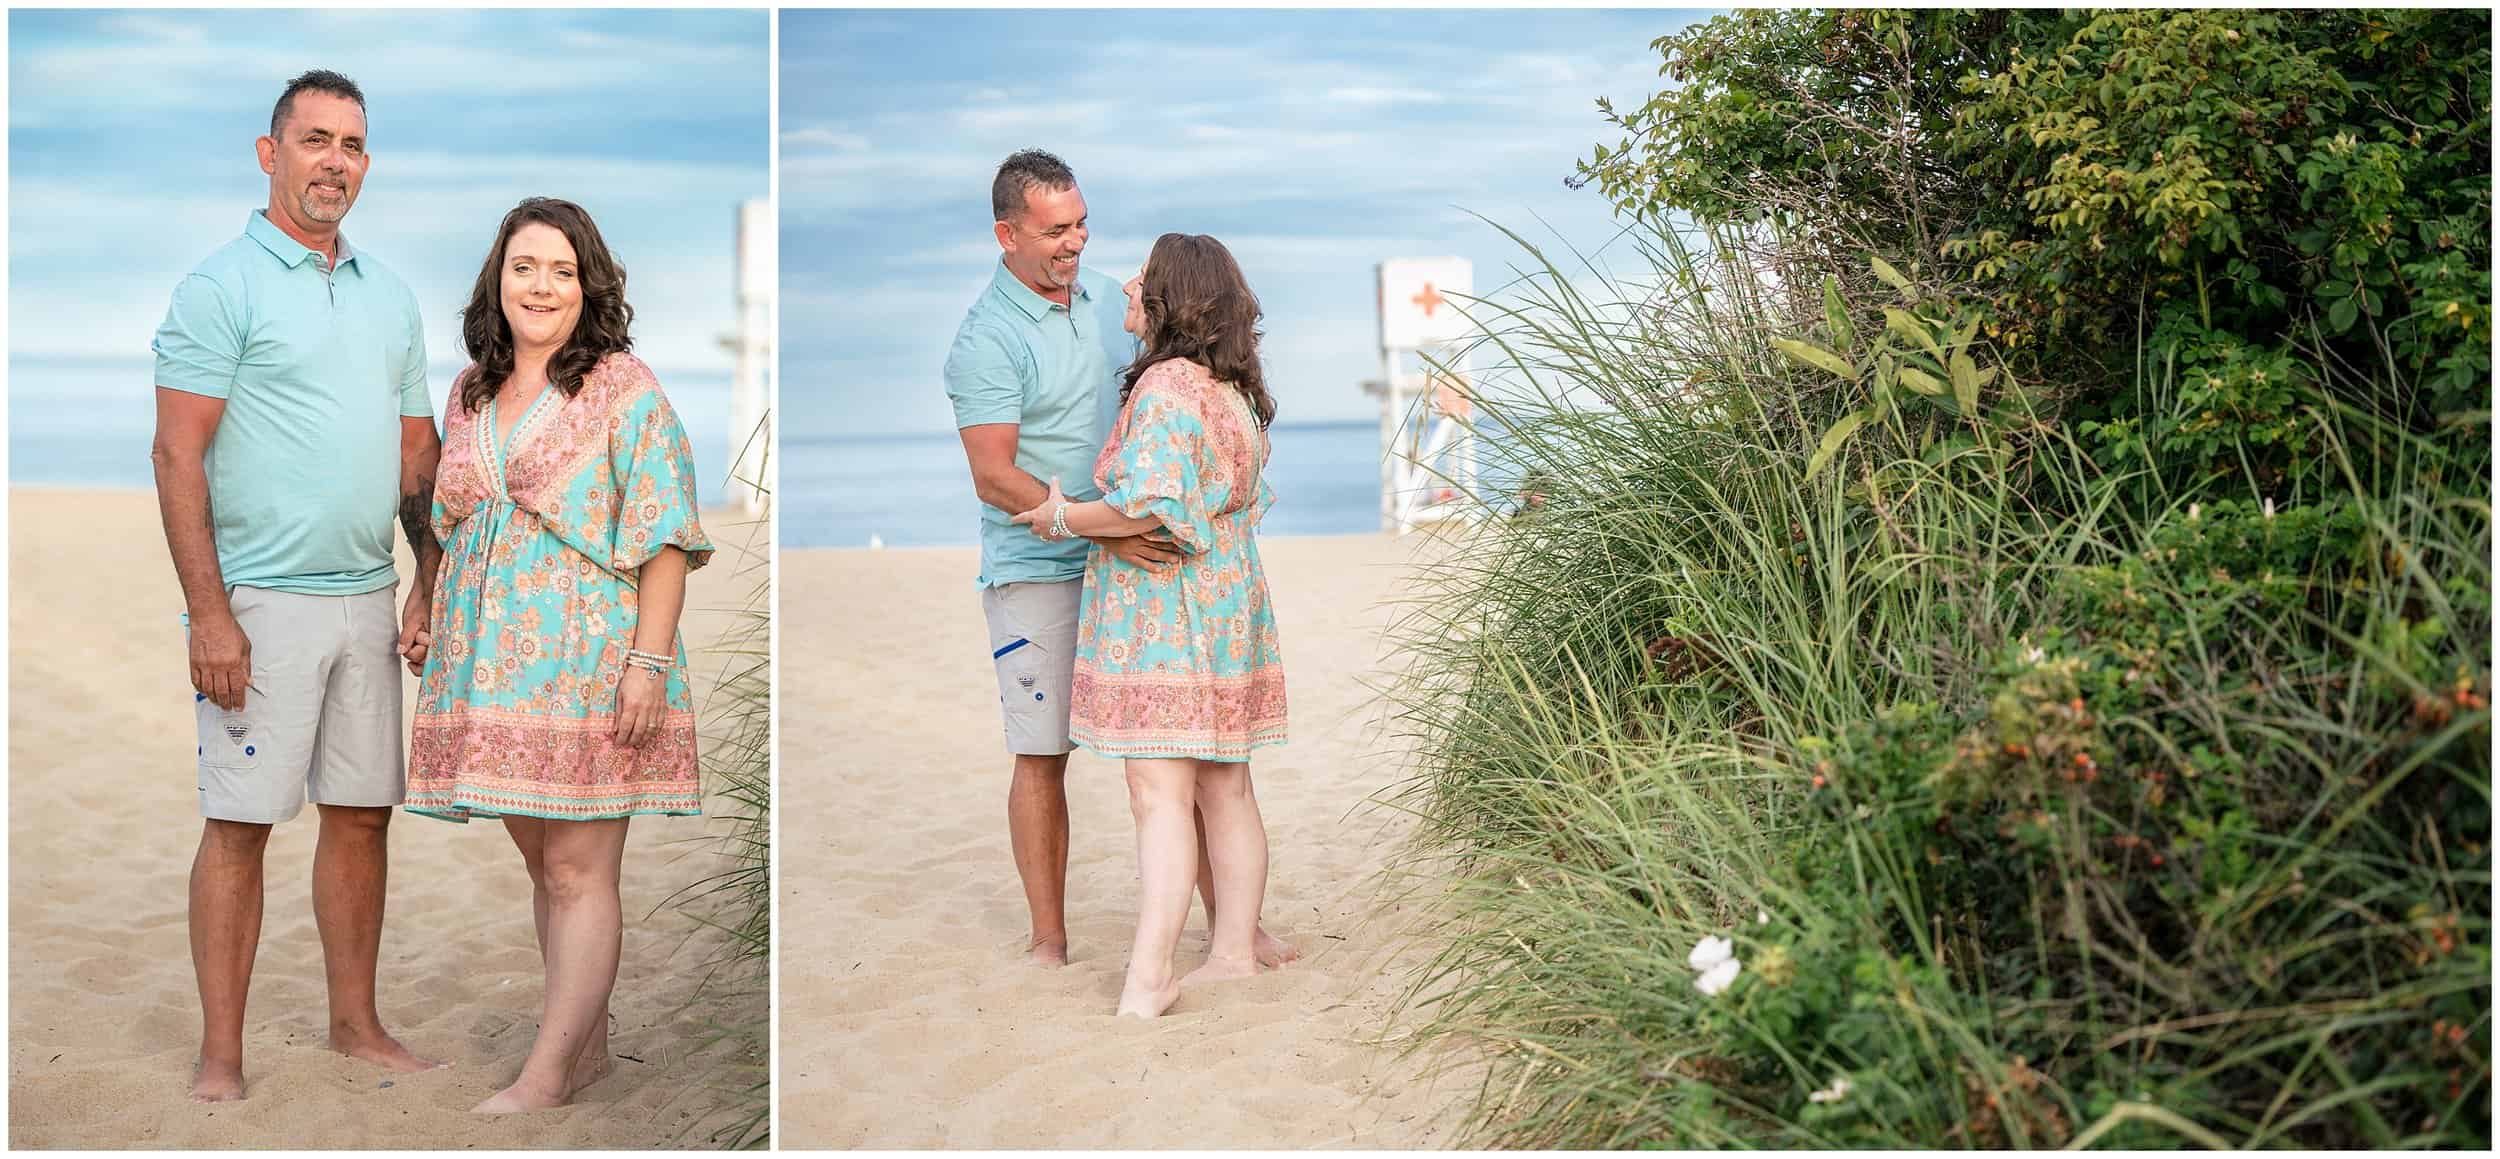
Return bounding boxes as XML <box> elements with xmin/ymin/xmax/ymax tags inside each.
<box><xmin>190</xmin><ymin>819</ymin><xmax>272</xmax><ymax>1103</ymax></box>
<box><xmin>1009</xmin><ymin>753</ymin><xmax>1073</xmax><ymax>965</ymax></box>
<box><xmin>313</xmin><ymin>803</ymin><xmax>439</xmax><ymax>1071</ymax></box>
<box><xmin>987</xmin><ymin>580</ymin><xmax>1084</xmax><ymax>967</ymax></box>
<box><xmin>309</xmin><ymin>587</ymin><xmax>438</xmax><ymax>1072</ymax></box>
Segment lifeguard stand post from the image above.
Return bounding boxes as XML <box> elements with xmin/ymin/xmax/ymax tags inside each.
<box><xmin>721</xmin><ymin>198</ymin><xmax>773</xmax><ymax>516</ymax></box>
<box><xmin>1363</xmin><ymin>257</ymin><xmax>1479</xmax><ymax>534</ymax></box>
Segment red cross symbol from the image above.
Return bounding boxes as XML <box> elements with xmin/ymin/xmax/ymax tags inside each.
<box><xmin>1411</xmin><ymin>282</ymin><xmax>1446</xmax><ymax>317</ymax></box>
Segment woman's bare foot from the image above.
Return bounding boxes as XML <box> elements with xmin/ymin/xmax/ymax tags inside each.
<box><xmin>569</xmin><ymin>1021</ymin><xmax>614</xmax><ymax>1095</ymax></box>
<box><xmin>472</xmin><ymin>1075</ymin><xmax>569</xmax><ymax>1114</ymax></box>
<box><xmin>1027</xmin><ymin>934</ymin><xmax>1069</xmax><ymax>968</ymax></box>
<box><xmin>1253</xmin><ymin>927</ymin><xmax>1301</xmax><ymax>968</ymax></box>
<box><xmin>190</xmin><ymin>1057</ymin><xmax>247</xmax><ymax>1103</ymax></box>
<box><xmin>1183</xmin><ymin>952</ymin><xmax>1259</xmax><ymax>988</ymax></box>
<box><xmin>1115</xmin><ymin>973</ymin><xmax>1182</xmax><ymax>1019</ymax></box>
<box><xmin>330</xmin><ymin>1024</ymin><xmax>446</xmax><ymax>1073</ymax></box>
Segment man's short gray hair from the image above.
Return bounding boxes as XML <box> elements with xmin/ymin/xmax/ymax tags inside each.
<box><xmin>991</xmin><ymin>149</ymin><xmax>1077</xmax><ymax>223</ymax></box>
<box><xmin>271</xmin><ymin>68</ymin><xmax>365</xmax><ymax>138</ymax></box>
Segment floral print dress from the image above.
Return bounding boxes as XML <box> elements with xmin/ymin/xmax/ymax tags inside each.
<box><xmin>1069</xmin><ymin>357</ymin><xmax>1287</xmax><ymax>761</ymax></box>
<box><xmin>407</xmin><ymin>352</ymin><xmax>713</xmax><ymax>821</ymax></box>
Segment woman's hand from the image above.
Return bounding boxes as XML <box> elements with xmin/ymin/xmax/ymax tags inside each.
<box><xmin>1008</xmin><ymin>476</ymin><xmax>1069</xmax><ymax>541</ymax></box>
<box><xmin>614</xmin><ymin>661</ymin><xmax>668</xmax><ymax>746</ymax></box>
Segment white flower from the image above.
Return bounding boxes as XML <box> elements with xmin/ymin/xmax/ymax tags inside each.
<box><xmin>1808</xmin><ymin>1076</ymin><xmax>1853</xmax><ymax>1104</ymax></box>
<box><xmin>2262</xmin><ymin>496</ymin><xmax>2276</xmax><ymax>519</ymax></box>
<box><xmin>1694</xmin><ymin>957</ymin><xmax>1743</xmax><ymax>996</ymax></box>
<box><xmin>1688</xmin><ymin>935</ymin><xmax>1735</xmax><ymax>971</ymax></box>
<box><xmin>2025</xmin><ymin>645</ymin><xmax>2046</xmax><ymax>664</ymax></box>
<box><xmin>2188</xmin><ymin>502</ymin><xmax>2202</xmax><ymax>521</ymax></box>
<box><xmin>1756</xmin><ymin>908</ymin><xmax>1770</xmax><ymax>926</ymax></box>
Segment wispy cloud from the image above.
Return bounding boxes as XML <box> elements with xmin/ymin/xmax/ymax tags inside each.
<box><xmin>9</xmin><ymin>9</ymin><xmax>766</xmax><ymax>371</ymax></box>
<box><xmin>780</xmin><ymin>8</ymin><xmax>1699</xmax><ymax>436</ymax></box>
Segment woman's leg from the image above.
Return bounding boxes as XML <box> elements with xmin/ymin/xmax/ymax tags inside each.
<box><xmin>476</xmin><ymin>817</ymin><xmax>630</xmax><ymax>1112</ymax></box>
<box><xmin>499</xmin><ymin>816</ymin><xmax>610</xmax><ymax>1088</ymax></box>
<box><xmin>1185</xmin><ymin>760</ymin><xmax>1270</xmax><ymax>984</ymax></box>
<box><xmin>1118</xmin><ymin>757</ymin><xmax>1200</xmax><ymax>1018</ymax></box>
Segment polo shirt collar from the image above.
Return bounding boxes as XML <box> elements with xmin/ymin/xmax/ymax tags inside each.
<box><xmin>989</xmin><ymin>259</ymin><xmax>1086</xmax><ymax>323</ymax></box>
<box><xmin>245</xmin><ymin>209</ymin><xmax>360</xmax><ymax>273</ymax></box>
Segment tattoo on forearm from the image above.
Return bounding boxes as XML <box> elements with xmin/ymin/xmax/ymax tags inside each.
<box><xmin>400</xmin><ymin>474</ymin><xmax>436</xmax><ymax>551</ymax></box>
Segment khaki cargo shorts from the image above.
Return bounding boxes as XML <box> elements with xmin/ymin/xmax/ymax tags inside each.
<box><xmin>980</xmin><ymin>579</ymin><xmax>1081</xmax><ymax>756</ymax></box>
<box><xmin>191</xmin><ymin>585</ymin><xmax>405</xmax><ymax>824</ymax></box>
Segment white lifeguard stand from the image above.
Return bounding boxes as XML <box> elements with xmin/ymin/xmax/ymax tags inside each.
<box><xmin>719</xmin><ymin>198</ymin><xmax>773</xmax><ymax>516</ymax></box>
<box><xmin>1363</xmin><ymin>257</ymin><xmax>1479</xmax><ymax>534</ymax></box>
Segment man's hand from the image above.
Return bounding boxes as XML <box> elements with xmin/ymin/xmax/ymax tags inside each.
<box><xmin>397</xmin><ymin>586</ymin><xmax>433</xmax><ymax>677</ymax></box>
<box><xmin>1098</xmin><ymin>531</ymin><xmax>1183</xmax><ymax>577</ymax></box>
<box><xmin>190</xmin><ymin>608</ymin><xmax>253</xmax><ymax>711</ymax></box>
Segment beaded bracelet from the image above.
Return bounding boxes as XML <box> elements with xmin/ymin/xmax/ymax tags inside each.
<box><xmin>1049</xmin><ymin>501</ymin><xmax>1072</xmax><ymax>541</ymax></box>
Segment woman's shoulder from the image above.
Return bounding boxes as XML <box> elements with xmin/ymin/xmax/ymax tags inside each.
<box><xmin>1137</xmin><ymin>356</ymin><xmax>1219</xmax><ymax>402</ymax></box>
<box><xmin>584</xmin><ymin>350</ymin><xmax>670</xmax><ymax>414</ymax></box>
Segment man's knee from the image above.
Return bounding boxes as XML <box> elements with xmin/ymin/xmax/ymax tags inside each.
<box><xmin>316</xmin><ymin>803</ymin><xmax>393</xmax><ymax>838</ymax></box>
<box><xmin>200</xmin><ymin>818</ymin><xmax>274</xmax><ymax>859</ymax></box>
<box><xmin>1012</xmin><ymin>753</ymin><xmax>1071</xmax><ymax>783</ymax></box>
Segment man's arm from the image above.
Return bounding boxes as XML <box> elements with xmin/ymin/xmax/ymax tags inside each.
<box><xmin>958</xmin><ymin>423</ymin><xmax>1051</xmax><ymax>516</ymax></box>
<box><xmin>958</xmin><ymin>424</ymin><xmax>1179</xmax><ymax>570</ymax></box>
<box><xmin>395</xmin><ymin>415</ymin><xmax>444</xmax><ymax>670</ymax></box>
<box><xmin>399</xmin><ymin>416</ymin><xmax>443</xmax><ymax>581</ymax></box>
<box><xmin>152</xmin><ymin>387</ymin><xmax>250</xmax><ymax>709</ymax></box>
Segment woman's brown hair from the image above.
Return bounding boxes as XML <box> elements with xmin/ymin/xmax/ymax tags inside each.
<box><xmin>456</xmin><ymin>197</ymin><xmax>634</xmax><ymax>412</ymax></box>
<box><xmin>1120</xmin><ymin>232</ymin><xmax>1275</xmax><ymax>429</ymax></box>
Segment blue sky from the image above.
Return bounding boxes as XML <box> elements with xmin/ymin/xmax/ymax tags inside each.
<box><xmin>8</xmin><ymin>8</ymin><xmax>768</xmax><ymax>387</ymax></box>
<box><xmin>782</xmin><ymin>7</ymin><xmax>1709</xmax><ymax>439</ymax></box>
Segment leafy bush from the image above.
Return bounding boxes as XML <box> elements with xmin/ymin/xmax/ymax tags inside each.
<box><xmin>1389</xmin><ymin>11</ymin><xmax>2489</xmax><ymax>1147</ymax></box>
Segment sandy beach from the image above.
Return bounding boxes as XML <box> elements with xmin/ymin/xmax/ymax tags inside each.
<box><xmin>7</xmin><ymin>487</ymin><xmax>767</xmax><ymax>1149</ymax></box>
<box><xmin>779</xmin><ymin>532</ymin><xmax>1471</xmax><ymax>1149</ymax></box>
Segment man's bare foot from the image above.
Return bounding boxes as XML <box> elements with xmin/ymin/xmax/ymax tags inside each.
<box><xmin>1027</xmin><ymin>935</ymin><xmax>1069</xmax><ymax>968</ymax></box>
<box><xmin>1183</xmin><ymin>952</ymin><xmax>1259</xmax><ymax>988</ymax></box>
<box><xmin>190</xmin><ymin>1056</ymin><xmax>247</xmax><ymax>1103</ymax></box>
<box><xmin>1253</xmin><ymin>926</ymin><xmax>1301</xmax><ymax>969</ymax></box>
<box><xmin>473</xmin><ymin>1076</ymin><xmax>568</xmax><ymax>1114</ymax></box>
<box><xmin>330</xmin><ymin>1024</ymin><xmax>446</xmax><ymax>1073</ymax></box>
<box><xmin>1115</xmin><ymin>974</ymin><xmax>1182</xmax><ymax>1019</ymax></box>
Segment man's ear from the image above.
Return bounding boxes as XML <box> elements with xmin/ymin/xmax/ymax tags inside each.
<box><xmin>256</xmin><ymin>135</ymin><xmax>278</xmax><ymax>176</ymax></box>
<box><xmin>993</xmin><ymin>219</ymin><xmax>1014</xmax><ymax>253</ymax></box>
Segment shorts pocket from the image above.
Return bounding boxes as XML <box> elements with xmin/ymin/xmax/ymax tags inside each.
<box><xmin>197</xmin><ymin>700</ymin><xmax>264</xmax><ymax>770</ymax></box>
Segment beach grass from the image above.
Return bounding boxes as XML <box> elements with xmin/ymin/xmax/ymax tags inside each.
<box><xmin>1381</xmin><ymin>216</ymin><xmax>2490</xmax><ymax>1148</ymax></box>
<box><xmin>668</xmin><ymin>416</ymin><xmax>773</xmax><ymax>1149</ymax></box>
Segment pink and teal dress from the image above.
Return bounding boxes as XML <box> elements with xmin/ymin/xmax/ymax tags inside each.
<box><xmin>408</xmin><ymin>352</ymin><xmax>713</xmax><ymax>821</ymax></box>
<box><xmin>1070</xmin><ymin>357</ymin><xmax>1288</xmax><ymax>761</ymax></box>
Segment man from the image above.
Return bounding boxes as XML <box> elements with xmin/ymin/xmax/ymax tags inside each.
<box><xmin>945</xmin><ymin>149</ymin><xmax>1296</xmax><ymax>969</ymax></box>
<box><xmin>149</xmin><ymin>69</ymin><xmax>444</xmax><ymax>1103</ymax></box>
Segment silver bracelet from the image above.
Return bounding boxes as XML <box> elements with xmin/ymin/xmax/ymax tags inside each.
<box><xmin>1050</xmin><ymin>501</ymin><xmax>1072</xmax><ymax>540</ymax></box>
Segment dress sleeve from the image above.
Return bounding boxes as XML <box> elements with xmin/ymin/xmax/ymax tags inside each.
<box><xmin>1098</xmin><ymin>375</ymin><xmax>1217</xmax><ymax>554</ymax></box>
<box><xmin>609</xmin><ymin>384</ymin><xmax>715</xmax><ymax>574</ymax></box>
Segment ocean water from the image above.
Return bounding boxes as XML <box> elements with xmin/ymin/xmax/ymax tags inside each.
<box><xmin>783</xmin><ymin>419</ymin><xmax>1532</xmax><ymax>550</ymax></box>
<box><xmin>784</xmin><ymin>421</ymin><xmax>1374</xmax><ymax>549</ymax></box>
<box><xmin>8</xmin><ymin>356</ymin><xmax>743</xmax><ymax>506</ymax></box>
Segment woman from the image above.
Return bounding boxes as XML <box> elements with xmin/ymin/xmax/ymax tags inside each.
<box><xmin>1011</xmin><ymin>233</ymin><xmax>1288</xmax><ymax>1018</ymax></box>
<box><xmin>402</xmin><ymin>197</ymin><xmax>711</xmax><ymax>1111</ymax></box>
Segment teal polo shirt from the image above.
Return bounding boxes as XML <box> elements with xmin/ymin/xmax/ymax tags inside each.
<box><xmin>944</xmin><ymin>262</ymin><xmax>1137</xmax><ymax>587</ymax></box>
<box><xmin>152</xmin><ymin>210</ymin><xmax>432</xmax><ymax>596</ymax></box>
